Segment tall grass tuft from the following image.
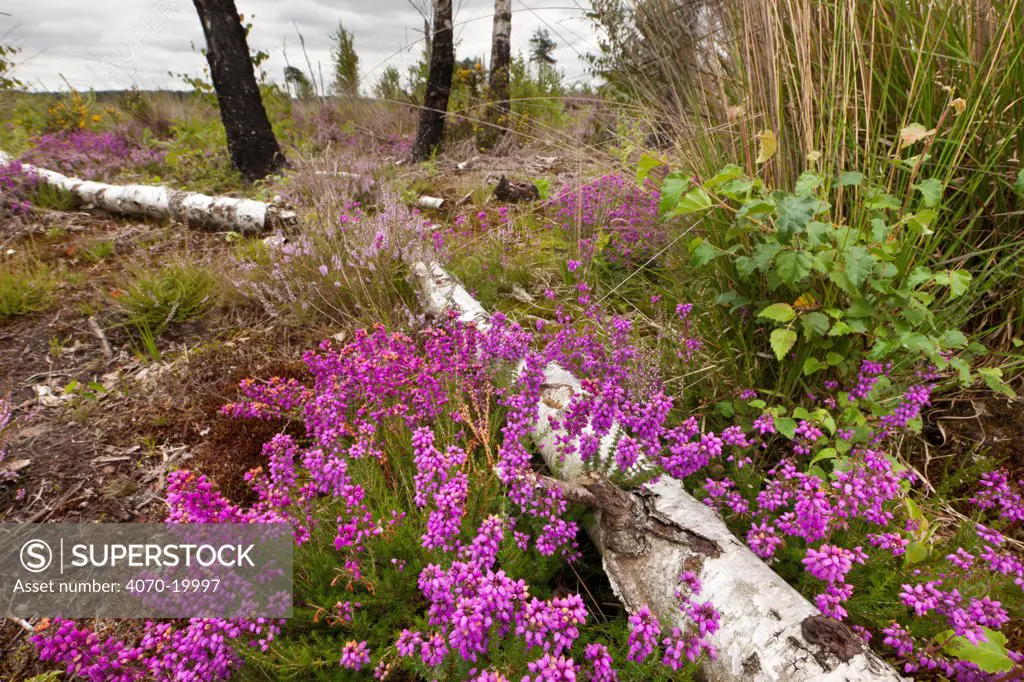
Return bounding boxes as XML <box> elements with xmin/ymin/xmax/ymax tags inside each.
<box><xmin>590</xmin><ymin>0</ymin><xmax>1024</xmax><ymax>345</ymax></box>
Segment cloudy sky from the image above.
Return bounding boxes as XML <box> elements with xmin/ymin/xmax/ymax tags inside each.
<box><xmin>4</xmin><ymin>0</ymin><xmax>598</xmax><ymax>93</ymax></box>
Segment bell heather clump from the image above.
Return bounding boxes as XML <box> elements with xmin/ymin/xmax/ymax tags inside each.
<box><xmin>550</xmin><ymin>173</ymin><xmax>664</xmax><ymax>266</ymax></box>
<box><xmin>30</xmin><ymin>287</ymin><xmax>1023</xmax><ymax>680</ymax></box>
<box><xmin>20</xmin><ymin>129</ymin><xmax>164</xmax><ymax>182</ymax></box>
<box><xmin>0</xmin><ymin>160</ymin><xmax>38</xmax><ymax>215</ymax></box>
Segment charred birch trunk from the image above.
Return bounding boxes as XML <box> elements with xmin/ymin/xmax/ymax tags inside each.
<box><xmin>489</xmin><ymin>0</ymin><xmax>512</xmax><ymax>115</ymax></box>
<box><xmin>478</xmin><ymin>0</ymin><xmax>513</xmax><ymax>151</ymax></box>
<box><xmin>412</xmin><ymin>0</ymin><xmax>455</xmax><ymax>162</ymax></box>
<box><xmin>192</xmin><ymin>0</ymin><xmax>285</xmax><ymax>182</ymax></box>
<box><xmin>412</xmin><ymin>260</ymin><xmax>905</xmax><ymax>682</ymax></box>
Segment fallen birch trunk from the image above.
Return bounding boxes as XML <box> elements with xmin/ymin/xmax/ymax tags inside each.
<box><xmin>412</xmin><ymin>260</ymin><xmax>904</xmax><ymax>682</ymax></box>
<box><xmin>1</xmin><ymin>151</ymin><xmax>294</xmax><ymax>234</ymax></box>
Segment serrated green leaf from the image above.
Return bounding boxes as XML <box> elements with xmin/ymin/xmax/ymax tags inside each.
<box><xmin>753</xmin><ymin>241</ymin><xmax>782</xmax><ymax>270</ymax></box>
<box><xmin>950</xmin><ymin>357</ymin><xmax>972</xmax><ymax>385</ymax></box>
<box><xmin>704</xmin><ymin>164</ymin><xmax>744</xmax><ymax>190</ymax></box>
<box><xmin>1015</xmin><ymin>170</ymin><xmax>1024</xmax><ymax>195</ymax></box>
<box><xmin>941</xmin><ymin>330</ymin><xmax>968</xmax><ymax>349</ymax></box>
<box><xmin>864</xmin><ymin>188</ymin><xmax>901</xmax><ymax>210</ymax></box>
<box><xmin>672</xmin><ymin>187</ymin><xmax>714</xmax><ymax>214</ymax></box>
<box><xmin>658</xmin><ymin>172</ymin><xmax>688</xmax><ymax>215</ymax></box>
<box><xmin>715</xmin><ymin>400</ymin><xmax>736</xmax><ymax>418</ymax></box>
<box><xmin>774</xmin><ymin>193</ymin><xmax>819</xmax><ymax>243</ymax></box>
<box><xmin>691</xmin><ymin>239</ymin><xmax>719</xmax><ymax>266</ymax></box>
<box><xmin>906</xmin><ymin>265</ymin><xmax>933</xmax><ymax>289</ymax></box>
<box><xmin>758</xmin><ymin>303</ymin><xmax>796</xmax><ymax>322</ymax></box>
<box><xmin>803</xmin><ymin>357</ymin><xmax>826</xmax><ymax>375</ymax></box>
<box><xmin>775</xmin><ymin>250</ymin><xmax>813</xmax><ymax>284</ymax></box>
<box><xmin>802</xmin><ymin>312</ymin><xmax>831</xmax><ymax>338</ymax></box>
<box><xmin>907</xmin><ymin>208</ymin><xmax>937</xmax><ymax>235</ymax></box>
<box><xmin>828</xmin><ymin>321</ymin><xmax>853</xmax><ymax>337</ymax></box>
<box><xmin>979</xmin><ymin>367</ymin><xmax>1017</xmax><ymax>398</ymax></box>
<box><xmin>914</xmin><ymin>178</ymin><xmax>943</xmax><ymax>207</ymax></box>
<box><xmin>870</xmin><ymin>218</ymin><xmax>890</xmax><ymax>243</ymax></box>
<box><xmin>809</xmin><ymin>447</ymin><xmax>837</xmax><ymax>467</ymax></box>
<box><xmin>770</xmin><ymin>328</ymin><xmax>798</xmax><ymax>361</ymax></box>
<box><xmin>949</xmin><ymin>270</ymin><xmax>971</xmax><ymax>299</ymax></box>
<box><xmin>795</xmin><ymin>171</ymin><xmax>822</xmax><ymax>195</ymax></box>
<box><xmin>837</xmin><ymin>170</ymin><xmax>864</xmax><ymax>187</ymax></box>
<box><xmin>735</xmin><ymin>255</ymin><xmax>757</xmax><ymax>277</ymax></box>
<box><xmin>775</xmin><ymin>416</ymin><xmax>797</xmax><ymax>439</ymax></box>
<box><xmin>636</xmin><ymin>153</ymin><xmax>663</xmax><ymax>185</ymax></box>
<box><xmin>736</xmin><ymin>198</ymin><xmax>776</xmax><ymax>222</ymax></box>
<box><xmin>826</xmin><ymin>352</ymin><xmax>844</xmax><ymax>366</ymax></box>
<box><xmin>934</xmin><ymin>269</ymin><xmax>972</xmax><ymax>299</ymax></box>
<box><xmin>719</xmin><ymin>177</ymin><xmax>757</xmax><ymax>201</ymax></box>
<box><xmin>805</xmin><ymin>220</ymin><xmax>832</xmax><ymax>246</ymax></box>
<box><xmin>844</xmin><ymin>246</ymin><xmax>876</xmax><ymax>287</ymax></box>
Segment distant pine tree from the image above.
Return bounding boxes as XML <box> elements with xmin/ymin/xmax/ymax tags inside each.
<box><xmin>331</xmin><ymin>22</ymin><xmax>360</xmax><ymax>96</ymax></box>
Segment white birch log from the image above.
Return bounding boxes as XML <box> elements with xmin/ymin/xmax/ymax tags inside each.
<box><xmin>417</xmin><ymin>195</ymin><xmax>445</xmax><ymax>210</ymax></box>
<box><xmin>412</xmin><ymin>260</ymin><xmax>904</xmax><ymax>682</ymax></box>
<box><xmin>0</xmin><ymin>151</ymin><xmax>294</xmax><ymax>233</ymax></box>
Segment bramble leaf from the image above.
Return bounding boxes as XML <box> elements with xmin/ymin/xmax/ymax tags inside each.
<box><xmin>704</xmin><ymin>164</ymin><xmax>744</xmax><ymax>190</ymax></box>
<box><xmin>672</xmin><ymin>187</ymin><xmax>714</xmax><ymax>215</ymax></box>
<box><xmin>691</xmin><ymin>239</ymin><xmax>719</xmax><ymax>266</ymax></box>
<box><xmin>837</xmin><ymin>171</ymin><xmax>864</xmax><ymax>187</ymax></box>
<box><xmin>844</xmin><ymin>246</ymin><xmax>876</xmax><ymax>287</ymax></box>
<box><xmin>801</xmin><ymin>312</ymin><xmax>831</xmax><ymax>337</ymax></box>
<box><xmin>915</xmin><ymin>178</ymin><xmax>943</xmax><ymax>207</ymax></box>
<box><xmin>775</xmin><ymin>194</ymin><xmax>819</xmax><ymax>243</ymax></box>
<box><xmin>770</xmin><ymin>328</ymin><xmax>798</xmax><ymax>361</ymax></box>
<box><xmin>636</xmin><ymin>153</ymin><xmax>663</xmax><ymax>185</ymax></box>
<box><xmin>803</xmin><ymin>357</ymin><xmax>827</xmax><ymax>375</ymax></box>
<box><xmin>899</xmin><ymin>123</ymin><xmax>935</xmax><ymax>147</ymax></box>
<box><xmin>758</xmin><ymin>303</ymin><xmax>796</xmax><ymax>322</ymax></box>
<box><xmin>795</xmin><ymin>171</ymin><xmax>822</xmax><ymax>195</ymax></box>
<box><xmin>659</xmin><ymin>172</ymin><xmax>688</xmax><ymax>215</ymax></box>
<box><xmin>775</xmin><ymin>250</ymin><xmax>813</xmax><ymax>284</ymax></box>
<box><xmin>774</xmin><ymin>416</ymin><xmax>797</xmax><ymax>439</ymax></box>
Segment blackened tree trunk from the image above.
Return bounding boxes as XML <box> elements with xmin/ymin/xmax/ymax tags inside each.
<box><xmin>489</xmin><ymin>0</ymin><xmax>512</xmax><ymax>116</ymax></box>
<box><xmin>192</xmin><ymin>0</ymin><xmax>285</xmax><ymax>182</ymax></box>
<box><xmin>412</xmin><ymin>0</ymin><xmax>455</xmax><ymax>162</ymax></box>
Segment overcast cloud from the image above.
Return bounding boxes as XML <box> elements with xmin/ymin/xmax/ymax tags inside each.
<box><xmin>3</xmin><ymin>0</ymin><xmax>598</xmax><ymax>93</ymax></box>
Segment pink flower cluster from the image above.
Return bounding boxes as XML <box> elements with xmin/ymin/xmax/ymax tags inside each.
<box><xmin>21</xmin><ymin>129</ymin><xmax>164</xmax><ymax>182</ymax></box>
<box><xmin>0</xmin><ymin>160</ymin><xmax>38</xmax><ymax>215</ymax></box>
<box><xmin>550</xmin><ymin>173</ymin><xmax>664</xmax><ymax>265</ymax></box>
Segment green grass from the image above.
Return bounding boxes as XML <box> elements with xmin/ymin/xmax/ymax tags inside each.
<box><xmin>116</xmin><ymin>261</ymin><xmax>219</xmax><ymax>333</ymax></box>
<box><xmin>0</xmin><ymin>261</ymin><xmax>57</xmax><ymax>318</ymax></box>
<box><xmin>30</xmin><ymin>183</ymin><xmax>76</xmax><ymax>211</ymax></box>
<box><xmin>81</xmin><ymin>240</ymin><xmax>115</xmax><ymax>263</ymax></box>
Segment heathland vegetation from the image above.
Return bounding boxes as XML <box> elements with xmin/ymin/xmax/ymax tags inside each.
<box><xmin>1</xmin><ymin>1</ymin><xmax>1023</xmax><ymax>680</ymax></box>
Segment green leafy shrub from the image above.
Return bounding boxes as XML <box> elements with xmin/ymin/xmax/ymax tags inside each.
<box><xmin>655</xmin><ymin>158</ymin><xmax>1013</xmax><ymax>401</ymax></box>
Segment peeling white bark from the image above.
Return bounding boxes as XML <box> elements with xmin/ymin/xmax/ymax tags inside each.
<box><xmin>412</xmin><ymin>261</ymin><xmax>904</xmax><ymax>682</ymax></box>
<box><xmin>1</xmin><ymin>151</ymin><xmax>294</xmax><ymax>233</ymax></box>
<box><xmin>417</xmin><ymin>195</ymin><xmax>445</xmax><ymax>209</ymax></box>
